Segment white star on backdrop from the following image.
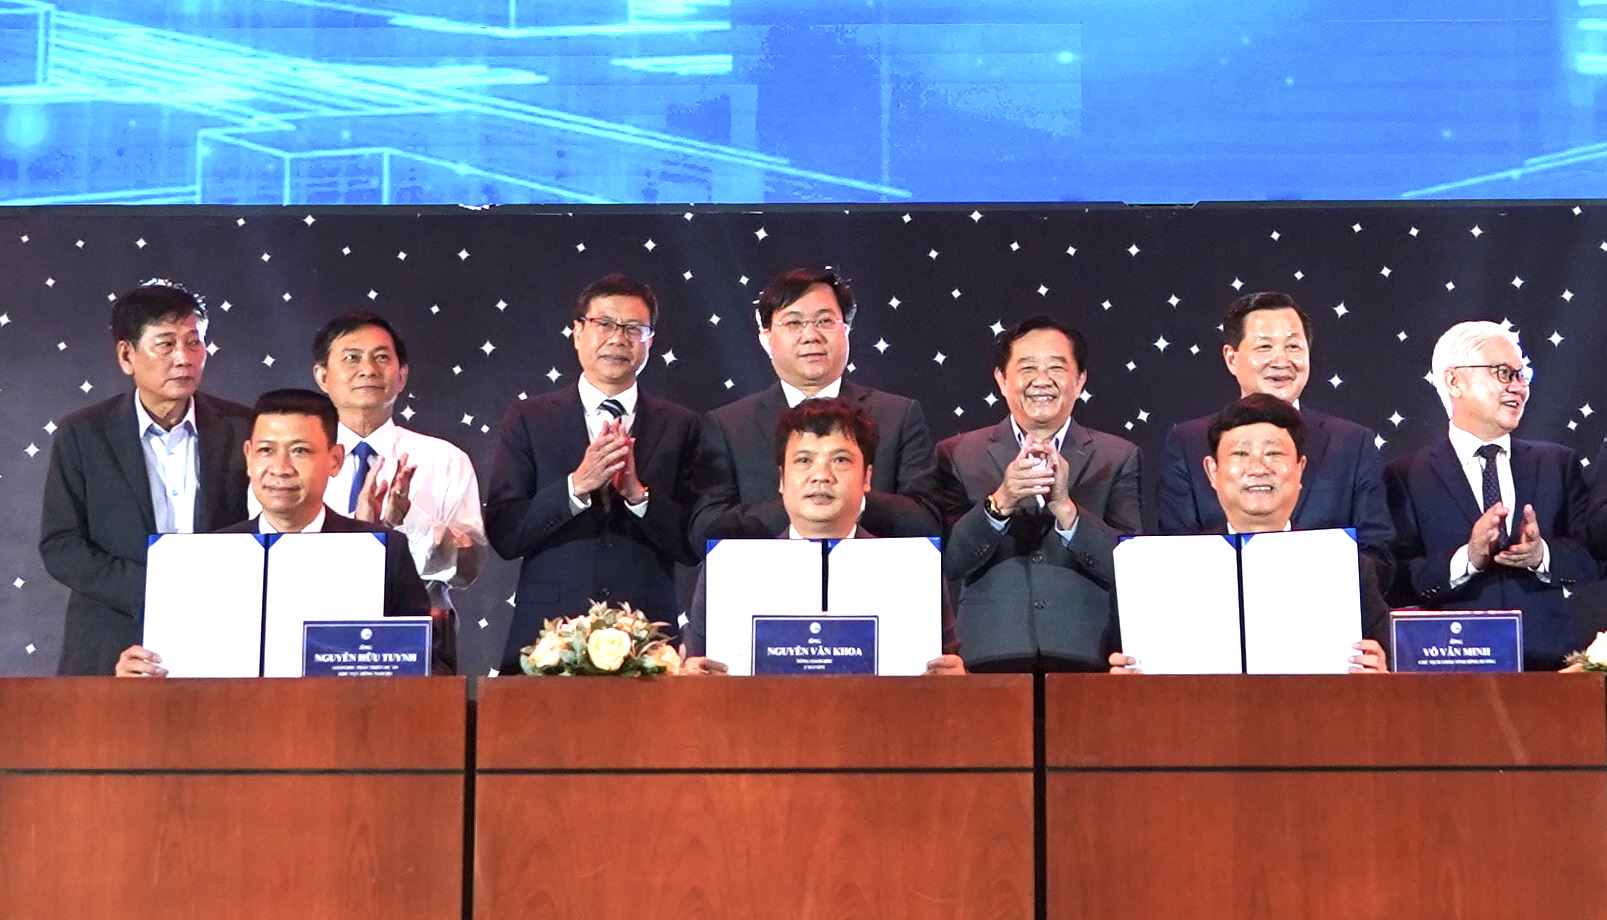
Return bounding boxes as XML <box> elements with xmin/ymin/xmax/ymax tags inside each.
<box><xmin>1581</xmin><ymin>404</ymin><xmax>1594</xmax><ymax>418</ymax></box>
<box><xmin>753</xmin><ymin>228</ymin><xmax>767</xmax><ymax>240</ymax></box>
<box><xmin>495</xmin><ymin>300</ymin><xmax>507</xmax><ymax>311</ymax></box>
<box><xmin>576</xmin><ymin>243</ymin><xmax>586</xmax><ymax>252</ymax></box>
<box><xmin>24</xmin><ymin>444</ymin><xmax>38</xmax><ymax>457</ymax></box>
<box><xmin>1388</xmin><ymin>412</ymin><xmax>1404</xmax><ymax>426</ymax></box>
<box><xmin>1270</xmin><ymin>230</ymin><xmax>1281</xmax><ymax>241</ymax></box>
<box><xmin>874</xmin><ymin>339</ymin><xmax>890</xmax><ymax>353</ymax></box>
<box><xmin>1329</xmin><ymin>374</ymin><xmax>1343</xmax><ymax>388</ymax></box>
<box><xmin>396</xmin><ymin>251</ymin><xmax>407</xmax><ymax>261</ymax></box>
<box><xmin>889</xmin><ymin>297</ymin><xmax>901</xmax><ymax>308</ymax></box>
<box><xmin>1379</xmin><ymin>266</ymin><xmax>1391</xmax><ymax>277</ymax></box>
<box><xmin>1470</xmin><ymin>225</ymin><xmax>1483</xmax><ymax>237</ymax></box>
<box><xmin>1127</xmin><ymin>243</ymin><xmax>1140</xmax><ymax>256</ymax></box>
<box><xmin>1153</xmin><ymin>336</ymin><xmax>1169</xmax><ymax>351</ymax></box>
<box><xmin>262</xmin><ymin>355</ymin><xmax>275</xmax><ymax>367</ymax></box>
<box><xmin>969</xmin><ymin>210</ymin><xmax>982</xmax><ymax>222</ymax></box>
<box><xmin>661</xmin><ymin>351</ymin><xmax>676</xmax><ymax>365</ymax></box>
<box><xmin>927</xmin><ymin>249</ymin><xmax>939</xmax><ymax>260</ymax></box>
<box><xmin>1374</xmin><ymin>435</ymin><xmax>1387</xmax><ymax>449</ymax></box>
<box><xmin>989</xmin><ymin>321</ymin><xmax>1005</xmax><ymax>336</ymax></box>
<box><xmin>984</xmin><ymin>393</ymin><xmax>998</xmax><ymax>406</ymax></box>
<box><xmin>1550</xmin><ymin>331</ymin><xmax>1564</xmax><ymax>346</ymax></box>
<box><xmin>708</xmin><ymin>314</ymin><xmax>721</xmax><ymax>326</ymax></box>
<box><xmin>1037</xmin><ymin>285</ymin><xmax>1048</xmax><ymax>296</ymax></box>
<box><xmin>302</xmin><ymin>214</ymin><xmax>315</xmax><ymax>226</ymax></box>
<box><xmin>1333</xmin><ymin>303</ymin><xmax>1348</xmax><ymax>317</ymax></box>
<box><xmin>1408</xmin><ymin>227</ymin><xmax>1419</xmax><ymax>236</ymax></box>
<box><xmin>79</xmin><ymin>381</ymin><xmax>92</xmax><ymax>393</ymax></box>
<box><xmin>933</xmin><ymin>352</ymin><xmax>947</xmax><ymax>365</ymax></box>
<box><xmin>1562</xmin><ymin>290</ymin><xmax>1574</xmax><ymax>302</ymax></box>
<box><xmin>1351</xmin><ymin>223</ymin><xmax>1363</xmax><ymax>233</ymax></box>
<box><xmin>42</xmin><ymin>421</ymin><xmax>55</xmax><ymax>434</ymax></box>
<box><xmin>1511</xmin><ymin>276</ymin><xmax>1524</xmax><ymax>289</ymax></box>
<box><xmin>1445</xmin><ymin>281</ymin><xmax>1455</xmax><ymax>291</ymax></box>
<box><xmin>460</xmin><ymin>414</ymin><xmax>475</xmax><ymax>426</ymax></box>
<box><xmin>643</xmin><ymin>239</ymin><xmax>657</xmax><ymax>251</ymax></box>
<box><xmin>399</xmin><ymin>406</ymin><xmax>415</xmax><ymax>421</ymax></box>
<box><xmin>545</xmin><ymin>368</ymin><xmax>562</xmax><ymax>382</ymax></box>
<box><xmin>1101</xmin><ymin>300</ymin><xmax>1113</xmax><ymax>310</ymax></box>
<box><xmin>1231</xmin><ymin>278</ymin><xmax>1243</xmax><ymax>290</ymax></box>
<box><xmin>135</xmin><ymin>238</ymin><xmax>146</xmax><ymax>249</ymax></box>
<box><xmin>260</xmin><ymin>252</ymin><xmax>270</xmax><ymax>262</ymax></box>
<box><xmin>458</xmin><ymin>249</ymin><xmax>470</xmax><ymax>260</ymax></box>
<box><xmin>341</xmin><ymin>246</ymin><xmax>351</xmax><ymax>255</ymax></box>
<box><xmin>1167</xmin><ymin>294</ymin><xmax>1180</xmax><ymax>307</ymax></box>
<box><xmin>480</xmin><ymin>341</ymin><xmax>495</xmax><ymax>356</ymax></box>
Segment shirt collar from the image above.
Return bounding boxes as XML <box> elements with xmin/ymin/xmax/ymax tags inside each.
<box><xmin>134</xmin><ymin>394</ymin><xmax>196</xmax><ymax>437</ymax></box>
<box><xmin>1447</xmin><ymin>422</ymin><xmax>1512</xmax><ymax>460</ymax></box>
<box><xmin>780</xmin><ymin>377</ymin><xmax>843</xmax><ymax>407</ymax></box>
<box><xmin>788</xmin><ymin>525</ymin><xmax>857</xmax><ymax>540</ymax></box>
<box><xmin>577</xmin><ymin>377</ymin><xmax>639</xmax><ymax>416</ymax></box>
<box><xmin>1009</xmin><ymin>415</ymin><xmax>1072</xmax><ymax>450</ymax></box>
<box><xmin>1226</xmin><ymin>519</ymin><xmax>1294</xmax><ymax>534</ymax></box>
<box><xmin>337</xmin><ymin>417</ymin><xmax>398</xmax><ymax>453</ymax></box>
<box><xmin>260</xmin><ymin>505</ymin><xmax>328</xmax><ymax>534</ymax></box>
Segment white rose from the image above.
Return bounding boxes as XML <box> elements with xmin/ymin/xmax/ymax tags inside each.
<box><xmin>586</xmin><ymin>628</ymin><xmax>632</xmax><ymax>672</ymax></box>
<box><xmin>1585</xmin><ymin>631</ymin><xmax>1607</xmax><ymax>668</ymax></box>
<box><xmin>528</xmin><ymin>633</ymin><xmax>565</xmax><ymax>669</ymax></box>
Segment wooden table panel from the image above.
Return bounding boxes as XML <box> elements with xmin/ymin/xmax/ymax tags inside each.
<box><xmin>0</xmin><ymin>677</ymin><xmax>467</xmax><ymax>770</ymax></box>
<box><xmin>477</xmin><ymin>675</ymin><xmax>1033</xmax><ymax>770</ymax></box>
<box><xmin>1047</xmin><ymin>771</ymin><xmax>1607</xmax><ymax>920</ymax></box>
<box><xmin>476</xmin><ymin>772</ymin><xmax>1033</xmax><ymax>920</ymax></box>
<box><xmin>1</xmin><ymin>774</ymin><xmax>463</xmax><ymax>920</ymax></box>
<box><xmin>1045</xmin><ymin>673</ymin><xmax>1606</xmax><ymax>768</ymax></box>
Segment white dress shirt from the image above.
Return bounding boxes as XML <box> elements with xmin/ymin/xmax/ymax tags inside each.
<box><xmin>780</xmin><ymin>376</ymin><xmax>843</xmax><ymax>407</ymax></box>
<box><xmin>258</xmin><ymin>506</ymin><xmax>328</xmax><ymax>534</ymax></box>
<box><xmin>134</xmin><ymin>396</ymin><xmax>199</xmax><ymax>534</ymax></box>
<box><xmin>1445</xmin><ymin>422</ymin><xmax>1549</xmax><ymax>584</ymax></box>
<box><xmin>568</xmin><ymin>379</ymin><xmax>649</xmax><ymax>518</ymax></box>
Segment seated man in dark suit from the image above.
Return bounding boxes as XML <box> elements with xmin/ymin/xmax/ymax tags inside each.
<box><xmin>115</xmin><ymin>389</ymin><xmax>436</xmax><ymax>676</ymax></box>
<box><xmin>681</xmin><ymin>397</ymin><xmax>961</xmax><ymax>675</ymax></box>
<box><xmin>1111</xmin><ymin>394</ymin><xmax>1388</xmax><ymax>673</ymax></box>
<box><xmin>1385</xmin><ymin>321</ymin><xmax>1597</xmax><ymax>671</ymax></box>
<box><xmin>1157</xmin><ymin>291</ymin><xmax>1394</xmax><ymax>586</ymax></box>
<box><xmin>690</xmin><ymin>268</ymin><xmax>940</xmax><ymax>549</ymax></box>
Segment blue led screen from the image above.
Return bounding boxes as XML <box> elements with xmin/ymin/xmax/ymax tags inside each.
<box><xmin>0</xmin><ymin>1</ymin><xmax>1602</xmax><ymax>205</ymax></box>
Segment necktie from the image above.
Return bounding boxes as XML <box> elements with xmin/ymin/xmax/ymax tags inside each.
<box><xmin>599</xmin><ymin>398</ymin><xmax>626</xmax><ymax>421</ymax></box>
<box><xmin>1474</xmin><ymin>443</ymin><xmax>1506</xmax><ymax>546</ymax></box>
<box><xmin>347</xmin><ymin>441</ymin><xmax>377</xmax><ymax>514</ymax></box>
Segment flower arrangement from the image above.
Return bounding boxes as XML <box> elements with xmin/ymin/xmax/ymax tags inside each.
<box><xmin>1563</xmin><ymin>631</ymin><xmax>1607</xmax><ymax>673</ymax></box>
<box><xmin>520</xmin><ymin>600</ymin><xmax>682</xmax><ymax>676</ymax></box>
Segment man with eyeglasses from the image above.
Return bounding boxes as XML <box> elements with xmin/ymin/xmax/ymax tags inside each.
<box><xmin>690</xmin><ymin>267</ymin><xmax>941</xmax><ymax>550</ymax></box>
<box><xmin>1384</xmin><ymin>320</ymin><xmax>1596</xmax><ymax>670</ymax></box>
<box><xmin>486</xmin><ymin>274</ymin><xmax>699</xmax><ymax>674</ymax></box>
<box><xmin>1158</xmin><ymin>291</ymin><xmax>1394</xmax><ymax>586</ymax></box>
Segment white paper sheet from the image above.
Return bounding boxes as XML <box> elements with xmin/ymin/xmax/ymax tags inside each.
<box><xmin>262</xmin><ymin>532</ymin><xmax>388</xmax><ymax>677</ymax></box>
<box><xmin>143</xmin><ymin>533</ymin><xmax>268</xmax><ymax>678</ymax></box>
<box><xmin>1114</xmin><ymin>534</ymin><xmax>1245</xmax><ymax>674</ymax></box>
<box><xmin>705</xmin><ymin>538</ymin><xmax>940</xmax><ymax>676</ymax></box>
<box><xmin>1240</xmin><ymin>529</ymin><xmax>1361</xmax><ymax>674</ymax></box>
<box><xmin>823</xmin><ymin>537</ymin><xmax>943</xmax><ymax>675</ymax></box>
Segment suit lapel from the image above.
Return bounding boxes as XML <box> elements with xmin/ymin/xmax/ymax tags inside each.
<box><xmin>1428</xmin><ymin>438</ymin><xmax>1482</xmax><ymax>527</ymax></box>
<box><xmin>986</xmin><ymin>419</ymin><xmax>1018</xmax><ymax>481</ymax></box>
<box><xmin>630</xmin><ymin>392</ymin><xmax>665</xmax><ymax>470</ymax></box>
<box><xmin>1290</xmin><ymin>409</ymin><xmax>1331</xmax><ymax>524</ymax></box>
<box><xmin>192</xmin><ymin>395</ymin><xmax>232</xmax><ymax>531</ymax></box>
<box><xmin>1058</xmin><ymin>419</ymin><xmax>1095</xmax><ymax>490</ymax></box>
<box><xmin>1509</xmin><ymin>439</ymin><xmax>1538</xmax><ymax>516</ymax></box>
<box><xmin>109</xmin><ymin>392</ymin><xmax>159</xmax><ymax>533</ymax></box>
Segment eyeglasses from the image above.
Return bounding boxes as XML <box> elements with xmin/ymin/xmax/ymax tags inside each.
<box><xmin>580</xmin><ymin>316</ymin><xmax>654</xmax><ymax>342</ymax></box>
<box><xmin>773</xmin><ymin>317</ymin><xmax>848</xmax><ymax>335</ymax></box>
<box><xmin>1453</xmin><ymin>364</ymin><xmax>1533</xmax><ymax>386</ymax></box>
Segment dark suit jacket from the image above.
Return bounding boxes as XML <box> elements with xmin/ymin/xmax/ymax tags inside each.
<box><xmin>1158</xmin><ymin>406</ymin><xmax>1395</xmax><ymax>586</ymax></box>
<box><xmin>689</xmin><ymin>380</ymin><xmax>941</xmax><ymax>550</ymax></box>
<box><xmin>1385</xmin><ymin>437</ymin><xmax>1597</xmax><ymax>669</ymax></box>
<box><xmin>40</xmin><ymin>391</ymin><xmax>251</xmax><ymax>676</ymax></box>
<box><xmin>485</xmin><ymin>386</ymin><xmax>698</xmax><ymax>673</ymax></box>
<box><xmin>216</xmin><ymin>510</ymin><xmax>443</xmax><ymax>673</ymax></box>
<box><xmin>935</xmin><ymin>417</ymin><xmax>1143</xmax><ymax>670</ymax></box>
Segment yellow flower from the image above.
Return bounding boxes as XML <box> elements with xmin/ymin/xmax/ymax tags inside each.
<box><xmin>644</xmin><ymin>643</ymin><xmax>682</xmax><ymax>675</ymax></box>
<box><xmin>1585</xmin><ymin>631</ymin><xmax>1607</xmax><ymax>668</ymax></box>
<box><xmin>528</xmin><ymin>632</ymin><xmax>565</xmax><ymax>669</ymax></box>
<box><xmin>586</xmin><ymin>627</ymin><xmax>632</xmax><ymax>672</ymax></box>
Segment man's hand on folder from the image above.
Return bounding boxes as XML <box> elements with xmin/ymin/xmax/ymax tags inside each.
<box><xmin>682</xmin><ymin>656</ymin><xmax>729</xmax><ymax>675</ymax></box>
<box><xmin>115</xmin><ymin>644</ymin><xmax>168</xmax><ymax>678</ymax></box>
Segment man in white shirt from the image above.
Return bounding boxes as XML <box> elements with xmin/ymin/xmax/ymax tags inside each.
<box><xmin>1385</xmin><ymin>321</ymin><xmax>1598</xmax><ymax>670</ymax></box>
<box><xmin>308</xmin><ymin>311</ymin><xmax>486</xmax><ymax>628</ymax></box>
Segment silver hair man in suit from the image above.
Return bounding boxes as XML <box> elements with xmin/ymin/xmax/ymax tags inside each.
<box><xmin>934</xmin><ymin>314</ymin><xmax>1142</xmax><ymax>672</ymax></box>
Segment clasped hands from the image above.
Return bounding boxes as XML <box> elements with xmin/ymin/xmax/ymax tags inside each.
<box><xmin>1468</xmin><ymin>502</ymin><xmax>1545</xmax><ymax>573</ymax></box>
<box><xmin>989</xmin><ymin>438</ymin><xmax>1078</xmax><ymax>530</ymax></box>
<box><xmin>572</xmin><ymin>419</ymin><xmax>646</xmax><ymax>504</ymax></box>
<box><xmin>353</xmin><ymin>451</ymin><xmax>416</xmax><ymax>528</ymax></box>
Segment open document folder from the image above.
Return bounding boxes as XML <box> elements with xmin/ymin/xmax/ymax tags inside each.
<box><xmin>143</xmin><ymin>531</ymin><xmax>387</xmax><ymax>677</ymax></box>
<box><xmin>704</xmin><ymin>537</ymin><xmax>942</xmax><ymax>676</ymax></box>
<box><xmin>1113</xmin><ymin>529</ymin><xmax>1362</xmax><ymax>674</ymax></box>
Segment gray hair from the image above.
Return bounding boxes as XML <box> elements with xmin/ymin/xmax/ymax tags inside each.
<box><xmin>1429</xmin><ymin>321</ymin><xmax>1527</xmax><ymax>417</ymax></box>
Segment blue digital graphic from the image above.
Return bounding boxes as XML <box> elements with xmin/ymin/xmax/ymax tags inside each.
<box><xmin>0</xmin><ymin>2</ymin><xmax>1602</xmax><ymax>204</ymax></box>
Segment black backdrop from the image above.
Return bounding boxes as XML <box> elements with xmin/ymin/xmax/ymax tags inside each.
<box><xmin>4</xmin><ymin>201</ymin><xmax>1605</xmax><ymax>676</ymax></box>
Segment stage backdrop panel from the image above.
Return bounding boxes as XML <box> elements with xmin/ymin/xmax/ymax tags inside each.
<box><xmin>2</xmin><ymin>202</ymin><xmax>1605</xmax><ymax>676</ymax></box>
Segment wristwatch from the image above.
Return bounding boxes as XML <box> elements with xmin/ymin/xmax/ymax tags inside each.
<box><xmin>983</xmin><ymin>493</ymin><xmax>1009</xmax><ymax>522</ymax></box>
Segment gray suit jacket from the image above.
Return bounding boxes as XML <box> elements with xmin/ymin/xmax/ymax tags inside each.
<box><xmin>40</xmin><ymin>391</ymin><xmax>251</xmax><ymax>675</ymax></box>
<box><xmin>934</xmin><ymin>417</ymin><xmax>1143</xmax><ymax>670</ymax></box>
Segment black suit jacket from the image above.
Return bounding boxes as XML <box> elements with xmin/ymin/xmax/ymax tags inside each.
<box><xmin>934</xmin><ymin>417</ymin><xmax>1143</xmax><ymax>670</ymax></box>
<box><xmin>40</xmin><ymin>391</ymin><xmax>251</xmax><ymax>675</ymax></box>
<box><xmin>215</xmin><ymin>511</ymin><xmax>443</xmax><ymax>672</ymax></box>
<box><xmin>485</xmin><ymin>386</ymin><xmax>698</xmax><ymax>673</ymax></box>
<box><xmin>1385</xmin><ymin>437</ymin><xmax>1598</xmax><ymax>669</ymax></box>
<box><xmin>689</xmin><ymin>380</ymin><xmax>941</xmax><ymax>549</ymax></box>
<box><xmin>1159</xmin><ymin>406</ymin><xmax>1395</xmax><ymax>586</ymax></box>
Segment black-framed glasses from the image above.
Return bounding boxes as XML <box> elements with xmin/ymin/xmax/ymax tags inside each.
<box><xmin>1453</xmin><ymin>364</ymin><xmax>1533</xmax><ymax>385</ymax></box>
<box><xmin>580</xmin><ymin>316</ymin><xmax>654</xmax><ymax>342</ymax></box>
<box><xmin>774</xmin><ymin>316</ymin><xmax>848</xmax><ymax>335</ymax></box>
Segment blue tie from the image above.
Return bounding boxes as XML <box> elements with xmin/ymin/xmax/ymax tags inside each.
<box><xmin>1475</xmin><ymin>443</ymin><xmax>1507</xmax><ymax>548</ymax></box>
<box><xmin>599</xmin><ymin>398</ymin><xmax>625</xmax><ymax>420</ymax></box>
<box><xmin>347</xmin><ymin>442</ymin><xmax>377</xmax><ymax>514</ymax></box>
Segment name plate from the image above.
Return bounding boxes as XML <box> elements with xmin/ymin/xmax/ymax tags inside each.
<box><xmin>303</xmin><ymin>618</ymin><xmax>432</xmax><ymax>677</ymax></box>
<box><xmin>1390</xmin><ymin>611</ymin><xmax>1522</xmax><ymax>672</ymax></box>
<box><xmin>753</xmin><ymin>617</ymin><xmax>877</xmax><ymax>675</ymax></box>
